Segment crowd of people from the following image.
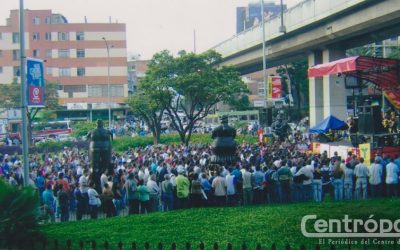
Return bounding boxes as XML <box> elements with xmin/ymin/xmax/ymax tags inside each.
<box><xmin>0</xmin><ymin>129</ymin><xmax>400</xmax><ymax>223</ymax></box>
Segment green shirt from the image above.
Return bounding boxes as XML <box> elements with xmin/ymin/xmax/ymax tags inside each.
<box><xmin>175</xmin><ymin>174</ymin><xmax>190</xmax><ymax>198</ymax></box>
<box><xmin>137</xmin><ymin>185</ymin><xmax>150</xmax><ymax>202</ymax></box>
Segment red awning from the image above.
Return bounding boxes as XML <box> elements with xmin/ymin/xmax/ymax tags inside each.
<box><xmin>308</xmin><ymin>56</ymin><xmax>359</xmax><ymax>77</ymax></box>
<box><xmin>308</xmin><ymin>56</ymin><xmax>400</xmax><ymax>109</ymax></box>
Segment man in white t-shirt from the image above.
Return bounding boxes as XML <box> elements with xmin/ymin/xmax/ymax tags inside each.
<box><xmin>354</xmin><ymin>158</ymin><xmax>368</xmax><ymax>199</ymax></box>
<box><xmin>386</xmin><ymin>158</ymin><xmax>399</xmax><ymax>197</ymax></box>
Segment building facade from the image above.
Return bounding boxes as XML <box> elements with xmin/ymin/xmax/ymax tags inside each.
<box><xmin>0</xmin><ymin>9</ymin><xmax>128</xmax><ymax>119</ymax></box>
<box><xmin>127</xmin><ymin>55</ymin><xmax>149</xmax><ymax>95</ymax></box>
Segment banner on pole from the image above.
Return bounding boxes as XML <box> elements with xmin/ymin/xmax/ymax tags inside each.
<box><xmin>26</xmin><ymin>58</ymin><xmax>45</xmax><ymax>107</ymax></box>
<box><xmin>267</xmin><ymin>76</ymin><xmax>282</xmax><ymax>100</ymax></box>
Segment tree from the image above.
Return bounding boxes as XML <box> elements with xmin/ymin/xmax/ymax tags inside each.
<box><xmin>276</xmin><ymin>59</ymin><xmax>309</xmax><ymax>120</ymax></box>
<box><xmin>0</xmin><ymin>81</ymin><xmax>59</xmax><ymax>145</ymax></box>
<box><xmin>140</xmin><ymin>50</ymin><xmax>248</xmax><ymax>145</ymax></box>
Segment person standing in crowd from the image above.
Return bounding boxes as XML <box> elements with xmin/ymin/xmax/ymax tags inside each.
<box><xmin>252</xmin><ymin>166</ymin><xmax>265</xmax><ymax>204</ymax></box>
<box><xmin>147</xmin><ymin>174</ymin><xmax>160</xmax><ymax>212</ymax></box>
<box><xmin>125</xmin><ymin>173</ymin><xmax>139</xmax><ymax>214</ymax></box>
<box><xmin>42</xmin><ymin>184</ymin><xmax>55</xmax><ymax>223</ymax></box>
<box><xmin>226</xmin><ymin>168</ymin><xmax>237</xmax><ymax>206</ymax></box>
<box><xmin>79</xmin><ymin>169</ymin><xmax>89</xmax><ymax>215</ymax></box>
<box><xmin>57</xmin><ymin>184</ymin><xmax>69</xmax><ymax>222</ymax></box>
<box><xmin>354</xmin><ymin>158</ymin><xmax>368</xmax><ymax>199</ymax></box>
<box><xmin>331</xmin><ymin>160</ymin><xmax>344</xmax><ymax>201</ymax></box>
<box><xmin>102</xmin><ymin>182</ymin><xmax>116</xmax><ymax>217</ymax></box>
<box><xmin>137</xmin><ymin>179</ymin><xmax>151</xmax><ymax>214</ymax></box>
<box><xmin>343</xmin><ymin>163</ymin><xmax>354</xmax><ymax>200</ymax></box>
<box><xmin>369</xmin><ymin>159</ymin><xmax>383</xmax><ymax>198</ymax></box>
<box><xmin>312</xmin><ymin>164</ymin><xmax>323</xmax><ymax>203</ymax></box>
<box><xmin>200</xmin><ymin>173</ymin><xmax>212</xmax><ymax>206</ymax></box>
<box><xmin>190</xmin><ymin>173</ymin><xmax>203</xmax><ymax>208</ymax></box>
<box><xmin>212</xmin><ymin>169</ymin><xmax>227</xmax><ymax>207</ymax></box>
<box><xmin>277</xmin><ymin>160</ymin><xmax>292</xmax><ymax>203</ymax></box>
<box><xmin>87</xmin><ymin>182</ymin><xmax>100</xmax><ymax>219</ymax></box>
<box><xmin>175</xmin><ymin>168</ymin><xmax>190</xmax><ymax>209</ymax></box>
<box><xmin>385</xmin><ymin>158</ymin><xmax>399</xmax><ymax>197</ymax></box>
<box><xmin>320</xmin><ymin>160</ymin><xmax>332</xmax><ymax>200</ymax></box>
<box><xmin>242</xmin><ymin>166</ymin><xmax>253</xmax><ymax>205</ymax></box>
<box><xmin>161</xmin><ymin>174</ymin><xmax>174</xmax><ymax>211</ymax></box>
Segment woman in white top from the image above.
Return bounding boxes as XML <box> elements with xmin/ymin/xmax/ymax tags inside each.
<box><xmin>87</xmin><ymin>182</ymin><xmax>100</xmax><ymax>219</ymax></box>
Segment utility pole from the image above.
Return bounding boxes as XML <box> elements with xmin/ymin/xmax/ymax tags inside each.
<box><xmin>261</xmin><ymin>0</ymin><xmax>267</xmax><ymax>108</ymax></box>
<box><xmin>19</xmin><ymin>0</ymin><xmax>29</xmax><ymax>187</ymax></box>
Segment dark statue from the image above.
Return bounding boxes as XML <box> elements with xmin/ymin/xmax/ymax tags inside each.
<box><xmin>210</xmin><ymin>115</ymin><xmax>237</xmax><ymax>165</ymax></box>
<box><xmin>271</xmin><ymin>113</ymin><xmax>291</xmax><ymax>140</ymax></box>
<box><xmin>87</xmin><ymin>120</ymin><xmax>113</xmax><ymax>192</ymax></box>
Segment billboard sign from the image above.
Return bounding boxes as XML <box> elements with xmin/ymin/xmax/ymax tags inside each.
<box><xmin>27</xmin><ymin>58</ymin><xmax>45</xmax><ymax>107</ymax></box>
<box><xmin>268</xmin><ymin>76</ymin><xmax>282</xmax><ymax>100</ymax></box>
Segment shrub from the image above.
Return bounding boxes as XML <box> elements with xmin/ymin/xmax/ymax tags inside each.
<box><xmin>112</xmin><ymin>133</ymin><xmax>258</xmax><ymax>152</ymax></box>
<box><xmin>0</xmin><ymin>179</ymin><xmax>41</xmax><ymax>246</ymax></box>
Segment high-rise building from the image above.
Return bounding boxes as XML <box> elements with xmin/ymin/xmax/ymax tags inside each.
<box><xmin>127</xmin><ymin>55</ymin><xmax>149</xmax><ymax>95</ymax></box>
<box><xmin>0</xmin><ymin>9</ymin><xmax>128</xmax><ymax>119</ymax></box>
<box><xmin>236</xmin><ymin>2</ymin><xmax>287</xmax><ymax>34</ymax></box>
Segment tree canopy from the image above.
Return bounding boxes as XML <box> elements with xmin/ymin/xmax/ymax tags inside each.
<box><xmin>128</xmin><ymin>50</ymin><xmax>249</xmax><ymax>145</ymax></box>
<box><xmin>0</xmin><ymin>81</ymin><xmax>59</xmax><ymax>145</ymax></box>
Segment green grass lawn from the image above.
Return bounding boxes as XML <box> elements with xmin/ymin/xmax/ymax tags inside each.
<box><xmin>42</xmin><ymin>198</ymin><xmax>400</xmax><ymax>250</ymax></box>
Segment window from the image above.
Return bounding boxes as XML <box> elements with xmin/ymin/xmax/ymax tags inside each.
<box><xmin>45</xmin><ymin>49</ymin><xmax>52</xmax><ymax>58</ymax></box>
<box><xmin>0</xmin><ymin>32</ymin><xmax>2</xmax><ymax>39</ymax></box>
<box><xmin>111</xmin><ymin>85</ymin><xmax>124</xmax><ymax>97</ymax></box>
<box><xmin>64</xmin><ymin>85</ymin><xmax>86</xmax><ymax>93</ymax></box>
<box><xmin>32</xmin><ymin>32</ymin><xmax>40</xmax><ymax>41</ymax></box>
<box><xmin>77</xmin><ymin>68</ymin><xmax>85</xmax><ymax>76</ymax></box>
<box><xmin>33</xmin><ymin>49</ymin><xmax>40</xmax><ymax>58</ymax></box>
<box><xmin>88</xmin><ymin>85</ymin><xmax>124</xmax><ymax>97</ymax></box>
<box><xmin>45</xmin><ymin>16</ymin><xmax>51</xmax><ymax>24</ymax></box>
<box><xmin>76</xmin><ymin>49</ymin><xmax>85</xmax><ymax>58</ymax></box>
<box><xmin>12</xmin><ymin>32</ymin><xmax>19</xmax><ymax>43</ymax></box>
<box><xmin>76</xmin><ymin>32</ymin><xmax>84</xmax><ymax>41</ymax></box>
<box><xmin>58</xmin><ymin>49</ymin><xmax>70</xmax><ymax>58</ymax></box>
<box><xmin>45</xmin><ymin>32</ymin><xmax>52</xmax><ymax>41</ymax></box>
<box><xmin>0</xmin><ymin>67</ymin><xmax>3</xmax><ymax>74</ymax></box>
<box><xmin>0</xmin><ymin>50</ymin><xmax>2</xmax><ymax>57</ymax></box>
<box><xmin>13</xmin><ymin>66</ymin><xmax>20</xmax><ymax>77</ymax></box>
<box><xmin>33</xmin><ymin>16</ymin><xmax>40</xmax><ymax>25</ymax></box>
<box><xmin>57</xmin><ymin>32</ymin><xmax>69</xmax><ymax>41</ymax></box>
<box><xmin>12</xmin><ymin>50</ymin><xmax>20</xmax><ymax>60</ymax></box>
<box><xmin>46</xmin><ymin>67</ymin><xmax>53</xmax><ymax>75</ymax></box>
<box><xmin>59</xmin><ymin>68</ymin><xmax>71</xmax><ymax>76</ymax></box>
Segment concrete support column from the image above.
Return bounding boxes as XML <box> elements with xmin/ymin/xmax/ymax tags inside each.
<box><xmin>308</xmin><ymin>50</ymin><xmax>323</xmax><ymax>127</ymax></box>
<box><xmin>322</xmin><ymin>47</ymin><xmax>347</xmax><ymax>122</ymax></box>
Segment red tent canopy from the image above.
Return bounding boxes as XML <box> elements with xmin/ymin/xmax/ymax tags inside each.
<box><xmin>308</xmin><ymin>56</ymin><xmax>400</xmax><ymax>109</ymax></box>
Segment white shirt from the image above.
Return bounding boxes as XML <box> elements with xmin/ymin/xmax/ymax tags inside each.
<box><xmin>369</xmin><ymin>163</ymin><xmax>383</xmax><ymax>185</ymax></box>
<box><xmin>354</xmin><ymin>163</ymin><xmax>368</xmax><ymax>178</ymax></box>
<box><xmin>226</xmin><ymin>174</ymin><xmax>236</xmax><ymax>195</ymax></box>
<box><xmin>88</xmin><ymin>188</ymin><xmax>99</xmax><ymax>206</ymax></box>
<box><xmin>147</xmin><ymin>179</ymin><xmax>160</xmax><ymax>195</ymax></box>
<box><xmin>386</xmin><ymin>162</ymin><xmax>399</xmax><ymax>184</ymax></box>
<box><xmin>79</xmin><ymin>175</ymin><xmax>88</xmax><ymax>193</ymax></box>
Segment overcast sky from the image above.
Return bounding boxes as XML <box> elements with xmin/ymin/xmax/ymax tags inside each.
<box><xmin>1</xmin><ymin>0</ymin><xmax>301</xmax><ymax>59</ymax></box>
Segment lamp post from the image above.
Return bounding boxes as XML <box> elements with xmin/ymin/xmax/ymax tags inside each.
<box><xmin>19</xmin><ymin>0</ymin><xmax>29</xmax><ymax>187</ymax></box>
<box><xmin>102</xmin><ymin>37</ymin><xmax>112</xmax><ymax>129</ymax></box>
<box><xmin>260</xmin><ymin>0</ymin><xmax>267</xmax><ymax>108</ymax></box>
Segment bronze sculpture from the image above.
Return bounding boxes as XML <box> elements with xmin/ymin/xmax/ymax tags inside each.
<box><xmin>210</xmin><ymin>115</ymin><xmax>237</xmax><ymax>165</ymax></box>
<box><xmin>87</xmin><ymin>120</ymin><xmax>113</xmax><ymax>192</ymax></box>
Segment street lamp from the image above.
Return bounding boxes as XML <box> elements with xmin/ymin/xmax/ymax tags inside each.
<box><xmin>260</xmin><ymin>0</ymin><xmax>267</xmax><ymax>108</ymax></box>
<box><xmin>102</xmin><ymin>37</ymin><xmax>112</xmax><ymax>129</ymax></box>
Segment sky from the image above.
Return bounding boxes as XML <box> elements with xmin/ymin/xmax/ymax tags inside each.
<box><xmin>1</xmin><ymin>0</ymin><xmax>301</xmax><ymax>60</ymax></box>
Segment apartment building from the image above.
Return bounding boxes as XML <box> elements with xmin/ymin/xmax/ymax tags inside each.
<box><xmin>0</xmin><ymin>9</ymin><xmax>128</xmax><ymax>119</ymax></box>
